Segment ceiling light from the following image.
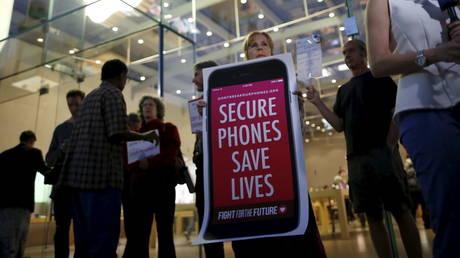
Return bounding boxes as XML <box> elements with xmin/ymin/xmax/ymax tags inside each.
<box><xmin>95</xmin><ymin>60</ymin><xmax>101</xmax><ymax>64</ymax></box>
<box><xmin>112</xmin><ymin>26</ymin><xmax>119</xmax><ymax>32</ymax></box>
<box><xmin>302</xmin><ymin>93</ymin><xmax>307</xmax><ymax>98</ymax></box>
<box><xmin>140</xmin><ymin>76</ymin><xmax>146</xmax><ymax>81</ymax></box>
<box><xmin>331</xmin><ymin>79</ymin><xmax>337</xmax><ymax>83</ymax></box>
<box><xmin>273</xmin><ymin>27</ymin><xmax>279</xmax><ymax>32</ymax></box>
<box><xmin>163</xmin><ymin>2</ymin><xmax>169</xmax><ymax>8</ymax></box>
<box><xmin>317</xmin><ymin>0</ymin><xmax>323</xmax><ymax>2</ymax></box>
<box><xmin>84</xmin><ymin>0</ymin><xmax>142</xmax><ymax>23</ymax></box>
<box><xmin>164</xmin><ymin>14</ymin><xmax>173</xmax><ymax>19</ymax></box>
<box><xmin>311</xmin><ymin>123</ymin><xmax>316</xmax><ymax>127</ymax></box>
<box><xmin>329</xmin><ymin>12</ymin><xmax>335</xmax><ymax>18</ymax></box>
<box><xmin>206</xmin><ymin>31</ymin><xmax>213</xmax><ymax>36</ymax></box>
<box><xmin>37</xmin><ymin>38</ymin><xmax>44</xmax><ymax>43</ymax></box>
<box><xmin>181</xmin><ymin>58</ymin><xmax>187</xmax><ymax>63</ymax></box>
<box><xmin>305</xmin><ymin>139</ymin><xmax>310</xmax><ymax>143</ymax></box>
<box><xmin>187</xmin><ymin>17</ymin><xmax>194</xmax><ymax>23</ymax></box>
<box><xmin>322</xmin><ymin>68</ymin><xmax>329</xmax><ymax>77</ymax></box>
<box><xmin>44</xmin><ymin>64</ymin><xmax>52</xmax><ymax>69</ymax></box>
<box><xmin>176</xmin><ymin>90</ymin><xmax>182</xmax><ymax>94</ymax></box>
<box><xmin>224</xmin><ymin>42</ymin><xmax>230</xmax><ymax>48</ymax></box>
<box><xmin>192</xmin><ymin>95</ymin><xmax>196</xmax><ymax>99</ymax></box>
<box><xmin>348</xmin><ymin>36</ymin><xmax>353</xmax><ymax>40</ymax></box>
<box><xmin>241</xmin><ymin>0</ymin><xmax>247</xmax><ymax>4</ymax></box>
<box><xmin>328</xmin><ymin>132</ymin><xmax>333</xmax><ymax>136</ymax></box>
<box><xmin>316</xmin><ymin>126</ymin><xmax>321</xmax><ymax>131</ymax></box>
<box><xmin>339</xmin><ymin>26</ymin><xmax>345</xmax><ymax>31</ymax></box>
<box><xmin>137</xmin><ymin>39</ymin><xmax>144</xmax><ymax>44</ymax></box>
<box><xmin>286</xmin><ymin>38</ymin><xmax>292</xmax><ymax>44</ymax></box>
<box><xmin>258</xmin><ymin>13</ymin><xmax>265</xmax><ymax>19</ymax></box>
<box><xmin>191</xmin><ymin>28</ymin><xmax>198</xmax><ymax>34</ymax></box>
<box><xmin>240</xmin><ymin>53</ymin><xmax>245</xmax><ymax>58</ymax></box>
<box><xmin>69</xmin><ymin>49</ymin><xmax>75</xmax><ymax>54</ymax></box>
<box><xmin>305</xmin><ymin>121</ymin><xmax>310</xmax><ymax>125</ymax></box>
<box><xmin>321</xmin><ymin>128</ymin><xmax>326</xmax><ymax>132</ymax></box>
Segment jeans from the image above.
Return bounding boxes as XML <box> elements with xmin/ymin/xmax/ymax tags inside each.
<box><xmin>399</xmin><ymin>105</ymin><xmax>460</xmax><ymax>258</ymax></box>
<box><xmin>0</xmin><ymin>208</ymin><xmax>31</xmax><ymax>258</ymax></box>
<box><xmin>71</xmin><ymin>189</ymin><xmax>122</xmax><ymax>258</ymax></box>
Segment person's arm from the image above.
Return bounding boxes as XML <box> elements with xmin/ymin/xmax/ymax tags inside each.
<box><xmin>306</xmin><ymin>86</ymin><xmax>344</xmax><ymax>132</ymax></box>
<box><xmin>366</xmin><ymin>0</ymin><xmax>460</xmax><ymax>78</ymax></box>
<box><xmin>45</xmin><ymin>128</ymin><xmax>60</xmax><ymax>165</ymax></box>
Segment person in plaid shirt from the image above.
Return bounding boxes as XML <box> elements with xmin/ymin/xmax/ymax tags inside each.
<box><xmin>58</xmin><ymin>59</ymin><xmax>158</xmax><ymax>258</ymax></box>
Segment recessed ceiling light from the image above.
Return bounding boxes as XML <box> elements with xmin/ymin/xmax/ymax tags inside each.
<box><xmin>163</xmin><ymin>2</ymin><xmax>169</xmax><ymax>8</ymax></box>
<box><xmin>138</xmin><ymin>39</ymin><xmax>144</xmax><ymax>44</ymax></box>
<box><xmin>187</xmin><ymin>17</ymin><xmax>194</xmax><ymax>23</ymax></box>
<box><xmin>311</xmin><ymin>123</ymin><xmax>316</xmax><ymax>127</ymax></box>
<box><xmin>181</xmin><ymin>58</ymin><xmax>187</xmax><ymax>63</ymax></box>
<box><xmin>258</xmin><ymin>13</ymin><xmax>265</xmax><ymax>19</ymax></box>
<box><xmin>317</xmin><ymin>0</ymin><xmax>323</xmax><ymax>2</ymax></box>
<box><xmin>164</xmin><ymin>14</ymin><xmax>173</xmax><ymax>19</ymax></box>
<box><xmin>44</xmin><ymin>64</ymin><xmax>52</xmax><ymax>69</ymax></box>
<box><xmin>95</xmin><ymin>60</ymin><xmax>101</xmax><ymax>64</ymax></box>
<box><xmin>140</xmin><ymin>76</ymin><xmax>146</xmax><ymax>81</ymax></box>
<box><xmin>176</xmin><ymin>90</ymin><xmax>182</xmax><ymax>94</ymax></box>
<box><xmin>305</xmin><ymin>121</ymin><xmax>310</xmax><ymax>125</ymax></box>
<box><xmin>224</xmin><ymin>42</ymin><xmax>230</xmax><ymax>48</ymax></box>
<box><xmin>286</xmin><ymin>38</ymin><xmax>292</xmax><ymax>44</ymax></box>
<box><xmin>329</xmin><ymin>12</ymin><xmax>335</xmax><ymax>18</ymax></box>
<box><xmin>331</xmin><ymin>79</ymin><xmax>337</xmax><ymax>83</ymax></box>
<box><xmin>240</xmin><ymin>53</ymin><xmax>245</xmax><ymax>58</ymax></box>
<box><xmin>302</xmin><ymin>93</ymin><xmax>307</xmax><ymax>98</ymax></box>
<box><xmin>273</xmin><ymin>27</ymin><xmax>279</xmax><ymax>32</ymax></box>
<box><xmin>316</xmin><ymin>126</ymin><xmax>321</xmax><ymax>130</ymax></box>
<box><xmin>339</xmin><ymin>26</ymin><xmax>345</xmax><ymax>31</ymax></box>
<box><xmin>241</xmin><ymin>0</ymin><xmax>247</xmax><ymax>4</ymax></box>
<box><xmin>206</xmin><ymin>31</ymin><xmax>213</xmax><ymax>36</ymax></box>
<box><xmin>112</xmin><ymin>26</ymin><xmax>119</xmax><ymax>32</ymax></box>
<box><xmin>192</xmin><ymin>95</ymin><xmax>196</xmax><ymax>99</ymax></box>
<box><xmin>321</xmin><ymin>128</ymin><xmax>326</xmax><ymax>132</ymax></box>
<box><xmin>328</xmin><ymin>132</ymin><xmax>333</xmax><ymax>136</ymax></box>
<box><xmin>37</xmin><ymin>38</ymin><xmax>44</xmax><ymax>43</ymax></box>
<box><xmin>305</xmin><ymin>139</ymin><xmax>310</xmax><ymax>143</ymax></box>
<box><xmin>69</xmin><ymin>49</ymin><xmax>75</xmax><ymax>54</ymax></box>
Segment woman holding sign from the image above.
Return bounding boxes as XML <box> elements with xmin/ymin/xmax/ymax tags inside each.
<box><xmin>123</xmin><ymin>96</ymin><xmax>180</xmax><ymax>258</ymax></box>
<box><xmin>230</xmin><ymin>31</ymin><xmax>327</xmax><ymax>258</ymax></box>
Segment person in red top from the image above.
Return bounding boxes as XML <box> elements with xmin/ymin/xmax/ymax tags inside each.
<box><xmin>123</xmin><ymin>96</ymin><xmax>180</xmax><ymax>258</ymax></box>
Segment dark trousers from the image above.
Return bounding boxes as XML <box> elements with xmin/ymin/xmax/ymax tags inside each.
<box><xmin>53</xmin><ymin>188</ymin><xmax>73</xmax><ymax>258</ymax></box>
<box><xmin>71</xmin><ymin>189</ymin><xmax>121</xmax><ymax>258</ymax></box>
<box><xmin>195</xmin><ymin>172</ymin><xmax>225</xmax><ymax>258</ymax></box>
<box><xmin>400</xmin><ymin>105</ymin><xmax>460</xmax><ymax>258</ymax></box>
<box><xmin>123</xmin><ymin>186</ymin><xmax>176</xmax><ymax>258</ymax></box>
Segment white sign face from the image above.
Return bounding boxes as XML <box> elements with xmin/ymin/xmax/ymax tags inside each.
<box><xmin>296</xmin><ymin>36</ymin><xmax>322</xmax><ymax>83</ymax></box>
<box><xmin>188</xmin><ymin>98</ymin><xmax>203</xmax><ymax>133</ymax></box>
<box><xmin>127</xmin><ymin>133</ymin><xmax>160</xmax><ymax>164</ymax></box>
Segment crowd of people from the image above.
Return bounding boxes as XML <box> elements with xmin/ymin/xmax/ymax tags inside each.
<box><xmin>0</xmin><ymin>1</ymin><xmax>459</xmax><ymax>257</ymax></box>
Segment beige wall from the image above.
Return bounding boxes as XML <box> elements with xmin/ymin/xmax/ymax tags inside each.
<box><xmin>304</xmin><ymin>135</ymin><xmax>347</xmax><ymax>188</ymax></box>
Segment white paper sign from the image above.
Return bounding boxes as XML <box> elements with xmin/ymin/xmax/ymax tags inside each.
<box><xmin>344</xmin><ymin>16</ymin><xmax>359</xmax><ymax>36</ymax></box>
<box><xmin>296</xmin><ymin>36</ymin><xmax>322</xmax><ymax>82</ymax></box>
<box><xmin>188</xmin><ymin>98</ymin><xmax>203</xmax><ymax>133</ymax></box>
<box><xmin>127</xmin><ymin>133</ymin><xmax>160</xmax><ymax>164</ymax></box>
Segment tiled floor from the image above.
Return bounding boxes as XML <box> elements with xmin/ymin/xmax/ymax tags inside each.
<box><xmin>24</xmin><ymin>221</ymin><xmax>434</xmax><ymax>258</ymax></box>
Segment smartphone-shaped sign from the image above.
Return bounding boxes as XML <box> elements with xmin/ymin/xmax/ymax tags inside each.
<box><xmin>196</xmin><ymin>55</ymin><xmax>308</xmax><ymax>242</ymax></box>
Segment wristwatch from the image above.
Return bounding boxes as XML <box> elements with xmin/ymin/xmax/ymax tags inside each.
<box><xmin>415</xmin><ymin>50</ymin><xmax>427</xmax><ymax>67</ymax></box>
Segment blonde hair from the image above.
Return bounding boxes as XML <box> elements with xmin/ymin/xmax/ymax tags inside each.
<box><xmin>243</xmin><ymin>31</ymin><xmax>274</xmax><ymax>59</ymax></box>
